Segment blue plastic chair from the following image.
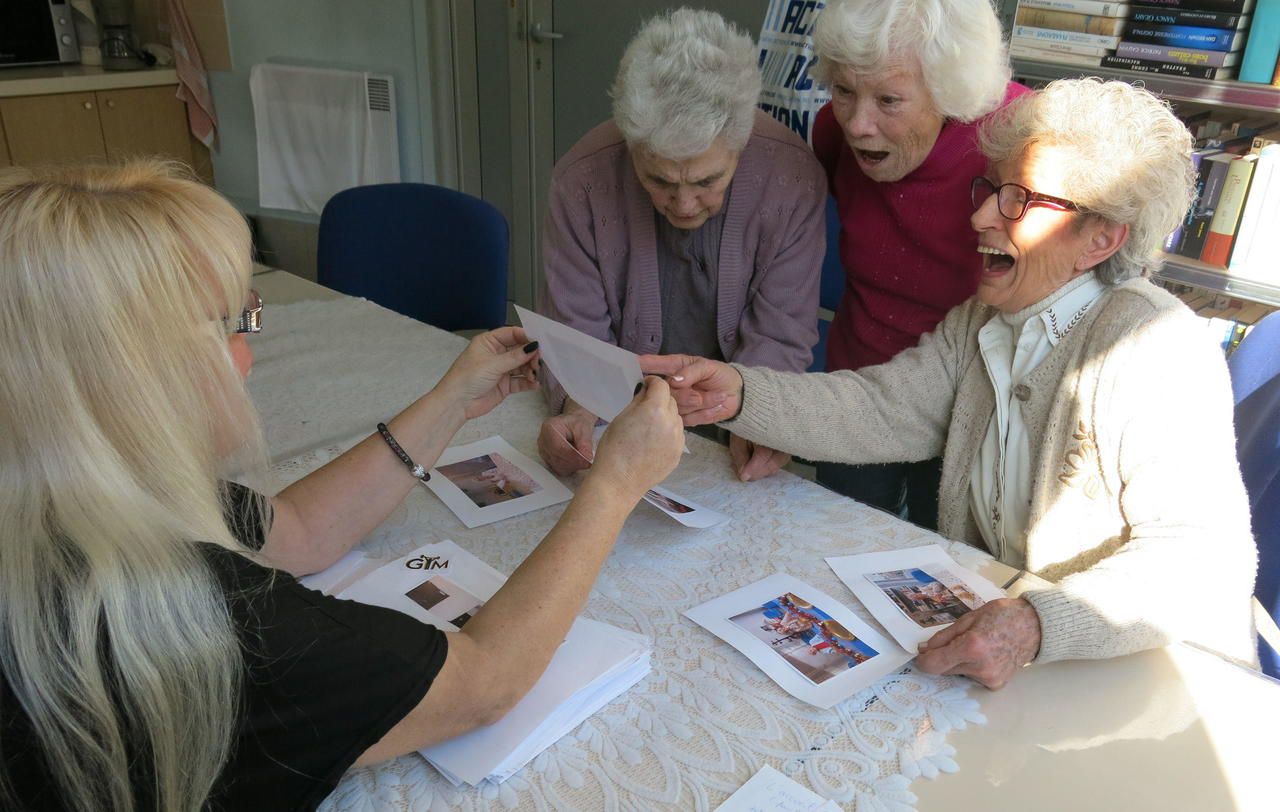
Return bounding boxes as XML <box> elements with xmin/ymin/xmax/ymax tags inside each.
<box><xmin>808</xmin><ymin>195</ymin><xmax>846</xmax><ymax>372</ymax></box>
<box><xmin>1228</xmin><ymin>311</ymin><xmax>1280</xmax><ymax>678</ymax></box>
<box><xmin>318</xmin><ymin>183</ymin><xmax>509</xmax><ymax>332</ymax></box>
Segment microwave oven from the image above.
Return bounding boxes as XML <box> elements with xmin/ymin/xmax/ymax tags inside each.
<box><xmin>0</xmin><ymin>0</ymin><xmax>80</xmax><ymax>69</ymax></box>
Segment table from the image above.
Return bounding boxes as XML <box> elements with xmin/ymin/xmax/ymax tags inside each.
<box><xmin>248</xmin><ymin>270</ymin><xmax>1280</xmax><ymax>811</ymax></box>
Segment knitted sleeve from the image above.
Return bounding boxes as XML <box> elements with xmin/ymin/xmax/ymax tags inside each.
<box><xmin>731</xmin><ymin>148</ymin><xmax>826</xmax><ymax>374</ymax></box>
<box><xmin>723</xmin><ymin>298</ymin><xmax>982</xmax><ymax>464</ymax></box>
<box><xmin>537</xmin><ymin>162</ymin><xmax>614</xmax><ymax>414</ymax></box>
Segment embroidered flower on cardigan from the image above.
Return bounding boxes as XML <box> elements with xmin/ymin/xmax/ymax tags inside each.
<box><xmin>1058</xmin><ymin>420</ymin><xmax>1101</xmax><ymax>499</ymax></box>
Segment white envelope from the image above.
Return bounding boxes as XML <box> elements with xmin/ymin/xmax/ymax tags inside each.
<box><xmin>515</xmin><ymin>305</ymin><xmax>642</xmax><ymax>422</ymax></box>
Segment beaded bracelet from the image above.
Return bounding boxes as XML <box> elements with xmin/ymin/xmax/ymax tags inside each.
<box><xmin>377</xmin><ymin>422</ymin><xmax>430</xmax><ymax>482</ymax></box>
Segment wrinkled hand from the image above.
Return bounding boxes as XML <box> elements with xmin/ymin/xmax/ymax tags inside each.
<box><xmin>588</xmin><ymin>377</ymin><xmax>685</xmax><ymax>501</ymax></box>
<box><xmin>914</xmin><ymin>598</ymin><xmax>1042</xmax><ymax>690</ymax></box>
<box><xmin>437</xmin><ymin>327</ymin><xmax>540</xmax><ymax>420</ymax></box>
<box><xmin>538</xmin><ymin>401</ymin><xmax>599</xmax><ymax>476</ymax></box>
<box><xmin>728</xmin><ymin>434</ymin><xmax>790</xmax><ymax>482</ymax></box>
<box><xmin>638</xmin><ymin>353</ymin><xmax>742</xmax><ymax>426</ymax></box>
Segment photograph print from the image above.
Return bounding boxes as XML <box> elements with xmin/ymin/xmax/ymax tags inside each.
<box><xmin>405</xmin><ymin>574</ymin><xmax>486</xmax><ymax>629</ymax></box>
<box><xmin>644</xmin><ymin>490</ymin><xmax>694</xmax><ymax>515</ymax></box>
<box><xmin>866</xmin><ymin>567</ymin><xmax>986</xmax><ymax>629</ymax></box>
<box><xmin>729</xmin><ymin>592</ymin><xmax>879</xmax><ymax>685</ymax></box>
<box><xmin>437</xmin><ymin>453</ymin><xmax>542</xmax><ymax>509</ymax></box>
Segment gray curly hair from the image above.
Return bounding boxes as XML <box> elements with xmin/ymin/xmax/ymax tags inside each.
<box><xmin>610</xmin><ymin>8</ymin><xmax>762</xmax><ymax>161</ymax></box>
<box><xmin>979</xmin><ymin>78</ymin><xmax>1196</xmax><ymax>284</ymax></box>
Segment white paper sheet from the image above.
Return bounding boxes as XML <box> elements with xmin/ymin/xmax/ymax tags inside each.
<box><xmin>685</xmin><ymin>573</ymin><xmax>910</xmax><ymax>709</ymax></box>
<box><xmin>425</xmin><ymin>436</ymin><xmax>573</xmax><ymax>528</ymax></box>
<box><xmin>338</xmin><ymin>540</ymin><xmax>652</xmax><ymax>786</ymax></box>
<box><xmin>297</xmin><ymin>548</ymin><xmax>381</xmax><ymax>595</ymax></box>
<box><xmin>515</xmin><ymin>305</ymin><xmax>642</xmax><ymax>422</ymax></box>
<box><xmin>825</xmin><ymin>545</ymin><xmax>1007</xmax><ymax>652</ymax></box>
<box><xmin>715</xmin><ymin>765</ymin><xmax>841</xmax><ymax>812</ymax></box>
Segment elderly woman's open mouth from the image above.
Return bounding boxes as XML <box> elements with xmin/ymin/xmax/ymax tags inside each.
<box><xmin>977</xmin><ymin>244</ymin><xmax>1014</xmax><ymax>274</ymax></box>
<box><xmin>854</xmin><ymin>148</ymin><xmax>890</xmax><ymax>166</ymax></box>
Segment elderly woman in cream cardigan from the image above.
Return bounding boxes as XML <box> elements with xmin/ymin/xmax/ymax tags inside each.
<box><xmin>644</xmin><ymin>79</ymin><xmax>1258</xmax><ymax>689</ymax></box>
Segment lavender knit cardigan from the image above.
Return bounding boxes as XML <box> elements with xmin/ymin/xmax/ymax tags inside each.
<box><xmin>538</xmin><ymin>110</ymin><xmax>827</xmax><ymax>413</ymax></box>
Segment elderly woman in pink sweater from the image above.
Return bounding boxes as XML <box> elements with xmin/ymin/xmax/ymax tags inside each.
<box><xmin>536</xmin><ymin>8</ymin><xmax>826</xmax><ymax>483</ymax></box>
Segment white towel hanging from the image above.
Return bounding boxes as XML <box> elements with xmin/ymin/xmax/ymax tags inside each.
<box><xmin>250</xmin><ymin>63</ymin><xmax>400</xmax><ymax>215</ymax></box>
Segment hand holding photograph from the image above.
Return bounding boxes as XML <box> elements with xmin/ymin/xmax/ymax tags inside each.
<box><xmin>825</xmin><ymin>545</ymin><xmax>1006</xmax><ymax>652</ymax></box>
<box><xmin>425</xmin><ymin>436</ymin><xmax>572</xmax><ymax>528</ymax></box>
<box><xmin>685</xmin><ymin>573</ymin><xmax>910</xmax><ymax>708</ymax></box>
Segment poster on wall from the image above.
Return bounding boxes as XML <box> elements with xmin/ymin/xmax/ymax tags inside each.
<box><xmin>757</xmin><ymin>0</ymin><xmax>831</xmax><ymax>145</ymax></box>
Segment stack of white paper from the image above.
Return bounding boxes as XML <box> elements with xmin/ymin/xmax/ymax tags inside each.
<box><xmin>332</xmin><ymin>540</ymin><xmax>651</xmax><ymax>785</ymax></box>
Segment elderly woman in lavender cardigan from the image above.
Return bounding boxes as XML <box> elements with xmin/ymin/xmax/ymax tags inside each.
<box><xmin>536</xmin><ymin>9</ymin><xmax>825</xmax><ymax>482</ymax></box>
<box><xmin>646</xmin><ymin>79</ymin><xmax>1258</xmax><ymax>689</ymax></box>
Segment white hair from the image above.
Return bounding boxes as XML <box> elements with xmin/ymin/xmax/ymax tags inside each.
<box><xmin>812</xmin><ymin>0</ymin><xmax>1010</xmax><ymax>122</ymax></box>
<box><xmin>979</xmin><ymin>78</ymin><xmax>1197</xmax><ymax>284</ymax></box>
<box><xmin>610</xmin><ymin>8</ymin><xmax>762</xmax><ymax>161</ymax></box>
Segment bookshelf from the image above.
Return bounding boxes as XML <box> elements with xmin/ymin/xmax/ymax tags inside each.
<box><xmin>1156</xmin><ymin>253</ymin><xmax>1280</xmax><ymax>308</ymax></box>
<box><xmin>1011</xmin><ymin>57</ymin><xmax>1280</xmax><ymax>115</ymax></box>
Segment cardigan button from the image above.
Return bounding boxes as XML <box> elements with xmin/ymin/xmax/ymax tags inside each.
<box><xmin>1014</xmin><ymin>383</ymin><xmax>1032</xmax><ymax>402</ymax></box>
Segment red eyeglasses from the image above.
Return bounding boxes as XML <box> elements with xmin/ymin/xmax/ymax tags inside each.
<box><xmin>971</xmin><ymin>176</ymin><xmax>1081</xmax><ymax>222</ymax></box>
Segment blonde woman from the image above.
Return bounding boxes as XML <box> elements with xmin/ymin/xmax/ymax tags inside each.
<box><xmin>0</xmin><ymin>161</ymin><xmax>685</xmax><ymax>811</ymax></box>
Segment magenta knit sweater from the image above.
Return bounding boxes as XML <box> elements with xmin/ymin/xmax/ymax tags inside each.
<box><xmin>814</xmin><ymin>82</ymin><xmax>1031</xmax><ymax>372</ymax></box>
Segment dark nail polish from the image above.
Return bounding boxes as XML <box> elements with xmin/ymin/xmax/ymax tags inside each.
<box><xmin>634</xmin><ymin>381</ymin><xmax>644</xmax><ymax>395</ymax></box>
<box><xmin>523</xmin><ymin>341</ymin><xmax>539</xmax><ymax>353</ymax></box>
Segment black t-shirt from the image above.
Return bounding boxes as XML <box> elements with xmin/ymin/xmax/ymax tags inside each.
<box><xmin>1</xmin><ymin>484</ymin><xmax>447</xmax><ymax>811</ymax></box>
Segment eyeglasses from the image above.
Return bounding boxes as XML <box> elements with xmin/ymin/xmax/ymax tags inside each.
<box><xmin>970</xmin><ymin>176</ymin><xmax>1081</xmax><ymax>222</ymax></box>
<box><xmin>228</xmin><ymin>289</ymin><xmax>263</xmax><ymax>334</ymax></box>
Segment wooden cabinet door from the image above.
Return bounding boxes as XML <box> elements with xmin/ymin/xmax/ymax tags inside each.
<box><xmin>0</xmin><ymin>93</ymin><xmax>107</xmax><ymax>165</ymax></box>
<box><xmin>0</xmin><ymin>114</ymin><xmax>11</xmax><ymax>168</ymax></box>
<box><xmin>97</xmin><ymin>86</ymin><xmax>194</xmax><ymax>166</ymax></box>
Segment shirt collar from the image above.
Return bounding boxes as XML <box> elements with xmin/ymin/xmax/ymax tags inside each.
<box><xmin>999</xmin><ymin>271</ymin><xmax>1105</xmax><ymax>345</ymax></box>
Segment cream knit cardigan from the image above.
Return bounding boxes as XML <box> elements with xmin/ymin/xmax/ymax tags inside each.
<box><xmin>727</xmin><ymin>279</ymin><xmax>1258</xmax><ymax>664</ymax></box>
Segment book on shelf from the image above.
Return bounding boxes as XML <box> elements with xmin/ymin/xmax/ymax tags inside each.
<box><xmin>1238</xmin><ymin>0</ymin><xmax>1280</xmax><ymax>82</ymax></box>
<box><xmin>1166</xmin><ymin>148</ymin><xmax>1214</xmax><ymax>253</ymax></box>
<box><xmin>1254</xmin><ymin>127</ymin><xmax>1280</xmax><ymax>151</ymax></box>
<box><xmin>1101</xmin><ymin>54</ymin><xmax>1238</xmax><ymax>77</ymax></box>
<box><xmin>1202</xmin><ymin>154</ymin><xmax>1259</xmax><ymax>267</ymax></box>
<box><xmin>1014</xmin><ymin>43</ymin><xmax>1107</xmax><ymax>65</ymax></box>
<box><xmin>1122</xmin><ymin>24</ymin><xmax>1249</xmax><ymax>51</ymax></box>
<box><xmin>1015</xmin><ymin>6</ymin><xmax>1128</xmax><ymax>34</ymax></box>
<box><xmin>1011</xmin><ymin>34</ymin><xmax>1116</xmax><ymax>55</ymax></box>
<box><xmin>1228</xmin><ymin>144</ymin><xmax>1280</xmax><ymax>283</ymax></box>
<box><xmin>1127</xmin><ymin>0</ymin><xmax>1254</xmax><ymax>12</ymax></box>
<box><xmin>1020</xmin><ymin>0</ymin><xmax>1131</xmax><ymax>15</ymax></box>
<box><xmin>1179</xmin><ymin>152</ymin><xmax>1235</xmax><ymax>260</ymax></box>
<box><xmin>1129</xmin><ymin>5</ymin><xmax>1252</xmax><ymax>29</ymax></box>
<box><xmin>1116</xmin><ymin>40</ymin><xmax>1242</xmax><ymax>65</ymax></box>
<box><xmin>1013</xmin><ymin>23</ymin><xmax>1123</xmax><ymax>47</ymax></box>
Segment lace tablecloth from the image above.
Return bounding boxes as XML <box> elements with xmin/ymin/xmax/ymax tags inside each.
<box><xmin>247</xmin><ymin>297</ymin><xmax>990</xmax><ymax>811</ymax></box>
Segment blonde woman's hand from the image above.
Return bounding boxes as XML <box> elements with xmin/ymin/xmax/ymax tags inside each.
<box><xmin>588</xmin><ymin>377</ymin><xmax>684</xmax><ymax>501</ymax></box>
<box><xmin>437</xmin><ymin>327</ymin><xmax>541</xmax><ymax>420</ymax></box>
<box><xmin>638</xmin><ymin>353</ymin><xmax>743</xmax><ymax>426</ymax></box>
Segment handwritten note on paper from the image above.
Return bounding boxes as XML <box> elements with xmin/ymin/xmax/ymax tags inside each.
<box><xmin>715</xmin><ymin>765</ymin><xmax>842</xmax><ymax>811</ymax></box>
